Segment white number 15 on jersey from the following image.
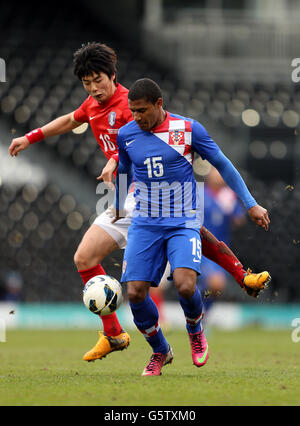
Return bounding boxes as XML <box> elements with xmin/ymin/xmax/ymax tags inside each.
<box><xmin>144</xmin><ymin>156</ymin><xmax>164</xmax><ymax>178</ymax></box>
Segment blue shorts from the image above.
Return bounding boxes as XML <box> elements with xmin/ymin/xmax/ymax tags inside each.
<box><xmin>121</xmin><ymin>224</ymin><xmax>201</xmax><ymax>286</ymax></box>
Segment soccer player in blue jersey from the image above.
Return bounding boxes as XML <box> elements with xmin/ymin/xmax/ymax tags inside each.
<box><xmin>115</xmin><ymin>78</ymin><xmax>270</xmax><ymax>376</ymax></box>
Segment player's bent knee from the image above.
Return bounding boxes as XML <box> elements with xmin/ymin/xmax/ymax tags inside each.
<box><xmin>127</xmin><ymin>282</ymin><xmax>149</xmax><ymax>304</ymax></box>
<box><xmin>173</xmin><ymin>269</ymin><xmax>197</xmax><ymax>299</ymax></box>
<box><xmin>74</xmin><ymin>247</ymin><xmax>99</xmax><ymax>271</ymax></box>
<box><xmin>174</xmin><ymin>275</ymin><xmax>196</xmax><ymax>299</ymax></box>
<box><xmin>177</xmin><ymin>283</ymin><xmax>195</xmax><ymax>299</ymax></box>
<box><xmin>74</xmin><ymin>249</ymin><xmax>86</xmax><ymax>270</ymax></box>
<box><xmin>74</xmin><ymin>224</ymin><xmax>119</xmax><ymax>270</ymax></box>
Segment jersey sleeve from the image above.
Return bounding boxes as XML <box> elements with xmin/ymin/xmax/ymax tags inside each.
<box><xmin>73</xmin><ymin>98</ymin><xmax>90</xmax><ymax>123</ymax></box>
<box><xmin>191</xmin><ymin>120</ymin><xmax>221</xmax><ymax>161</ymax></box>
<box><xmin>191</xmin><ymin>120</ymin><xmax>256</xmax><ymax>209</ymax></box>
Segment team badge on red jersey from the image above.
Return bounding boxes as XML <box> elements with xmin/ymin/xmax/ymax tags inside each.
<box><xmin>109</xmin><ymin>111</ymin><xmax>116</xmax><ymax>127</ymax></box>
<box><xmin>169</xmin><ymin>130</ymin><xmax>185</xmax><ymax>146</ymax></box>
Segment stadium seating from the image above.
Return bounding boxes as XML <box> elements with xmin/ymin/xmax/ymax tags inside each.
<box><xmin>1</xmin><ymin>48</ymin><xmax>299</xmax><ymax>179</ymax></box>
<box><xmin>0</xmin><ymin>180</ymin><xmax>124</xmax><ymax>301</ymax></box>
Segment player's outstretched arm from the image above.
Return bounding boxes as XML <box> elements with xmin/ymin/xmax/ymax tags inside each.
<box><xmin>191</xmin><ymin>120</ymin><xmax>270</xmax><ymax>231</ymax></box>
<box><xmin>9</xmin><ymin>111</ymin><xmax>82</xmax><ymax>157</ymax></box>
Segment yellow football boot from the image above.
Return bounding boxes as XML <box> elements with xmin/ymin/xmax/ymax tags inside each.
<box><xmin>242</xmin><ymin>269</ymin><xmax>271</xmax><ymax>298</ymax></box>
<box><xmin>83</xmin><ymin>330</ymin><xmax>130</xmax><ymax>362</ymax></box>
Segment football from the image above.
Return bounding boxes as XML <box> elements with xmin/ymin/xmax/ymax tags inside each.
<box><xmin>83</xmin><ymin>275</ymin><xmax>123</xmax><ymax>315</ymax></box>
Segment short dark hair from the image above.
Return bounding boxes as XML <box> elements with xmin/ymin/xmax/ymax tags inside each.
<box><xmin>128</xmin><ymin>78</ymin><xmax>162</xmax><ymax>104</ymax></box>
<box><xmin>73</xmin><ymin>42</ymin><xmax>117</xmax><ymax>82</ymax></box>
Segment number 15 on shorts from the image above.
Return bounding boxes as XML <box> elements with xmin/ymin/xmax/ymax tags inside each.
<box><xmin>190</xmin><ymin>237</ymin><xmax>201</xmax><ymax>263</ymax></box>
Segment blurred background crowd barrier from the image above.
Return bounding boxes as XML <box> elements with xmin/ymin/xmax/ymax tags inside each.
<box><xmin>0</xmin><ymin>0</ymin><xmax>299</xmax><ymax>329</ymax></box>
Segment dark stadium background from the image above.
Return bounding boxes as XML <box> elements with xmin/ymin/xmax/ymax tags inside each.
<box><xmin>0</xmin><ymin>0</ymin><xmax>299</xmax><ymax>316</ymax></box>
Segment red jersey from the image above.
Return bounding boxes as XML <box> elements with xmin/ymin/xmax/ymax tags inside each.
<box><xmin>73</xmin><ymin>83</ymin><xmax>133</xmax><ymax>161</ymax></box>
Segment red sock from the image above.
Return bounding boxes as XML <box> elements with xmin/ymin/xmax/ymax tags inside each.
<box><xmin>78</xmin><ymin>264</ymin><xmax>106</xmax><ymax>285</ymax></box>
<box><xmin>78</xmin><ymin>264</ymin><xmax>123</xmax><ymax>336</ymax></box>
<box><xmin>200</xmin><ymin>227</ymin><xmax>246</xmax><ymax>287</ymax></box>
<box><xmin>101</xmin><ymin>313</ymin><xmax>123</xmax><ymax>337</ymax></box>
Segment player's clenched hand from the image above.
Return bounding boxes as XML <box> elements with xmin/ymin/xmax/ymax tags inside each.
<box><xmin>9</xmin><ymin>136</ymin><xmax>30</xmax><ymax>157</ymax></box>
<box><xmin>248</xmin><ymin>205</ymin><xmax>270</xmax><ymax>231</ymax></box>
<box><xmin>97</xmin><ymin>157</ymin><xmax>118</xmax><ymax>190</ymax></box>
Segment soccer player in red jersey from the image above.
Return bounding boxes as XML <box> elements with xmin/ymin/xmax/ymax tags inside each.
<box><xmin>9</xmin><ymin>42</ymin><xmax>270</xmax><ymax>362</ymax></box>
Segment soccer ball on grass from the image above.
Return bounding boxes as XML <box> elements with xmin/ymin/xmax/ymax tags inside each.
<box><xmin>83</xmin><ymin>275</ymin><xmax>123</xmax><ymax>315</ymax></box>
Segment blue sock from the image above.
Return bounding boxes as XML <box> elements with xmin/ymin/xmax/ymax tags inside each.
<box><xmin>178</xmin><ymin>286</ymin><xmax>203</xmax><ymax>334</ymax></box>
<box><xmin>130</xmin><ymin>293</ymin><xmax>169</xmax><ymax>354</ymax></box>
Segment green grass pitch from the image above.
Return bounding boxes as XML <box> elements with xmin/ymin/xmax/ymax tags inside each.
<box><xmin>0</xmin><ymin>327</ymin><xmax>299</xmax><ymax>406</ymax></box>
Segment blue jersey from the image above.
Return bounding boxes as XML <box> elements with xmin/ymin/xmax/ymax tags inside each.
<box><xmin>116</xmin><ymin>111</ymin><xmax>256</xmax><ymax>228</ymax></box>
<box><xmin>116</xmin><ymin>111</ymin><xmax>220</xmax><ymax>228</ymax></box>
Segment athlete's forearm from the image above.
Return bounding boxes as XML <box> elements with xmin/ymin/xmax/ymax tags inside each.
<box><xmin>41</xmin><ymin>112</ymin><xmax>81</xmax><ymax>138</ymax></box>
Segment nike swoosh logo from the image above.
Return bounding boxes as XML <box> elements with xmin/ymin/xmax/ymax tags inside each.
<box><xmin>126</xmin><ymin>139</ymin><xmax>135</xmax><ymax>146</ymax></box>
<box><xmin>197</xmin><ymin>346</ymin><xmax>209</xmax><ymax>364</ymax></box>
<box><xmin>89</xmin><ymin>116</ymin><xmax>98</xmax><ymax>120</ymax></box>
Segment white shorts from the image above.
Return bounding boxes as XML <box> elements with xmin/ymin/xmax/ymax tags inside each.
<box><xmin>93</xmin><ymin>192</ymin><xmax>135</xmax><ymax>249</ymax></box>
